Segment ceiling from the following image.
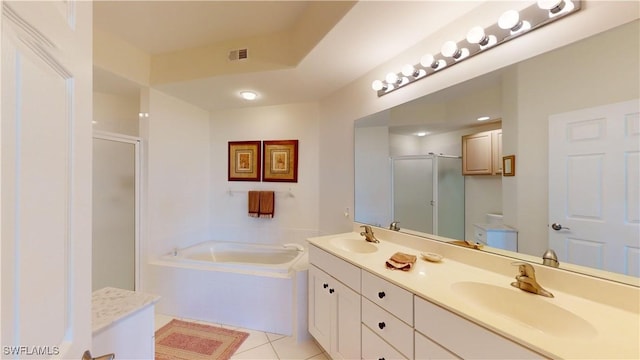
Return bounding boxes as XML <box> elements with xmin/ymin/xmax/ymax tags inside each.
<box><xmin>93</xmin><ymin>1</ymin><xmax>485</xmax><ymax>111</ymax></box>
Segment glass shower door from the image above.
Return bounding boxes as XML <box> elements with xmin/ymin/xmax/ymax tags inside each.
<box><xmin>392</xmin><ymin>156</ymin><xmax>434</xmax><ymax>234</ymax></box>
<box><xmin>92</xmin><ymin>135</ymin><xmax>138</xmax><ymax>291</ymax></box>
<box><xmin>436</xmin><ymin>156</ymin><xmax>465</xmax><ymax>240</ymax></box>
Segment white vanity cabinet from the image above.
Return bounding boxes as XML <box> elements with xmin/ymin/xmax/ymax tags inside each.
<box><xmin>308</xmin><ymin>246</ymin><xmax>361</xmax><ymax>360</ymax></box>
<box><xmin>92</xmin><ymin>287</ymin><xmax>159</xmax><ymax>360</ymax></box>
<box><xmin>308</xmin><ymin>242</ymin><xmax>545</xmax><ymax>360</ymax></box>
<box><xmin>361</xmin><ymin>270</ymin><xmax>414</xmax><ymax>359</ymax></box>
<box><xmin>414</xmin><ymin>330</ymin><xmax>459</xmax><ymax>360</ymax></box>
<box><xmin>414</xmin><ymin>296</ymin><xmax>543</xmax><ymax>359</ymax></box>
<box><xmin>473</xmin><ymin>224</ymin><xmax>518</xmax><ymax>251</ymax></box>
<box><xmin>93</xmin><ymin>305</ymin><xmax>155</xmax><ymax>359</ymax></box>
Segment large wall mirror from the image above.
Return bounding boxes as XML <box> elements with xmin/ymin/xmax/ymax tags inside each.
<box><xmin>355</xmin><ymin>20</ymin><xmax>639</xmax><ymax>284</ymax></box>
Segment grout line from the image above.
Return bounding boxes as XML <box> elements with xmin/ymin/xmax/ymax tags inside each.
<box><xmin>268</xmin><ymin>340</ymin><xmax>281</xmax><ymax>360</ymax></box>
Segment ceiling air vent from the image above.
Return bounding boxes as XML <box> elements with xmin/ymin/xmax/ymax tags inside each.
<box><xmin>228</xmin><ymin>48</ymin><xmax>248</xmax><ymax>61</ymax></box>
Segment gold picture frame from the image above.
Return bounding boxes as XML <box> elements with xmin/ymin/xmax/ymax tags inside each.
<box><xmin>263</xmin><ymin>140</ymin><xmax>298</xmax><ymax>182</ymax></box>
<box><xmin>503</xmin><ymin>155</ymin><xmax>516</xmax><ymax>176</ymax></box>
<box><xmin>228</xmin><ymin>141</ymin><xmax>261</xmax><ymax>181</ymax></box>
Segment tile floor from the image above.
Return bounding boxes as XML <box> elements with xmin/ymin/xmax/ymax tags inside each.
<box><xmin>155</xmin><ymin>313</ymin><xmax>328</xmax><ymax>360</ymax></box>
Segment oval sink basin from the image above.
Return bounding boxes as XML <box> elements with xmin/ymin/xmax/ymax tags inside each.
<box><xmin>330</xmin><ymin>237</ymin><xmax>378</xmax><ymax>254</ymax></box>
<box><xmin>451</xmin><ymin>281</ymin><xmax>597</xmax><ymax>339</ymax></box>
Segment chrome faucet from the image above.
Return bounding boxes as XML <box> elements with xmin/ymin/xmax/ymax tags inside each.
<box><xmin>510</xmin><ymin>262</ymin><xmax>554</xmax><ymax>298</ymax></box>
<box><xmin>389</xmin><ymin>221</ymin><xmax>400</xmax><ymax>231</ymax></box>
<box><xmin>360</xmin><ymin>225</ymin><xmax>379</xmax><ymax>243</ymax></box>
<box><xmin>542</xmin><ymin>249</ymin><xmax>560</xmax><ymax>268</ymax></box>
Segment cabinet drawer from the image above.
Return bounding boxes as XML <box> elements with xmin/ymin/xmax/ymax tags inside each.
<box><xmin>415</xmin><ymin>330</ymin><xmax>460</xmax><ymax>359</ymax></box>
<box><xmin>361</xmin><ymin>270</ymin><xmax>413</xmax><ymax>325</ymax></box>
<box><xmin>362</xmin><ymin>324</ymin><xmax>407</xmax><ymax>360</ymax></box>
<box><xmin>362</xmin><ymin>298</ymin><xmax>413</xmax><ymax>359</ymax></box>
<box><xmin>414</xmin><ymin>296</ymin><xmax>543</xmax><ymax>359</ymax></box>
<box><xmin>309</xmin><ymin>245</ymin><xmax>360</xmax><ymax>291</ymax></box>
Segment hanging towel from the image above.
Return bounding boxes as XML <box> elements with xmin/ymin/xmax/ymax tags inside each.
<box><xmin>385</xmin><ymin>252</ymin><xmax>417</xmax><ymax>271</ymax></box>
<box><xmin>248</xmin><ymin>191</ymin><xmax>260</xmax><ymax>217</ymax></box>
<box><xmin>259</xmin><ymin>191</ymin><xmax>275</xmax><ymax>218</ymax></box>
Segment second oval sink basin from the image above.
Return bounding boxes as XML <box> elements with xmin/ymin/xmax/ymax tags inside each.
<box><xmin>330</xmin><ymin>237</ymin><xmax>378</xmax><ymax>254</ymax></box>
<box><xmin>451</xmin><ymin>281</ymin><xmax>597</xmax><ymax>339</ymax></box>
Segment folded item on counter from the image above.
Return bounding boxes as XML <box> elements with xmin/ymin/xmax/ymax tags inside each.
<box><xmin>385</xmin><ymin>252</ymin><xmax>417</xmax><ymax>271</ymax></box>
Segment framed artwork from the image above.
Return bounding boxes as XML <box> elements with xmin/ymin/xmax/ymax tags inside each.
<box><xmin>228</xmin><ymin>141</ymin><xmax>261</xmax><ymax>181</ymax></box>
<box><xmin>263</xmin><ymin>140</ymin><xmax>298</xmax><ymax>182</ymax></box>
<box><xmin>503</xmin><ymin>155</ymin><xmax>516</xmax><ymax>176</ymax></box>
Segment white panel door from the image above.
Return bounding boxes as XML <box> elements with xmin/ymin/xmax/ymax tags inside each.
<box><xmin>549</xmin><ymin>99</ymin><xmax>640</xmax><ymax>276</ymax></box>
<box><xmin>1</xmin><ymin>1</ymin><xmax>93</xmax><ymax>358</ymax></box>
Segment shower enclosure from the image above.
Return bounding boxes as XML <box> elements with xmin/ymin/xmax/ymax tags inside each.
<box><xmin>391</xmin><ymin>154</ymin><xmax>464</xmax><ymax>239</ymax></box>
<box><xmin>92</xmin><ymin>132</ymin><xmax>140</xmax><ymax>291</ymax></box>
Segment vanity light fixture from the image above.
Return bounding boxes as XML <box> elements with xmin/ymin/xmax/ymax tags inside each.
<box><xmin>371</xmin><ymin>0</ymin><xmax>581</xmax><ymax>97</ymax></box>
<box><xmin>538</xmin><ymin>0</ymin><xmax>575</xmax><ymax>17</ymax></box>
<box><xmin>477</xmin><ymin>116</ymin><xmax>491</xmax><ymax>121</ymax></box>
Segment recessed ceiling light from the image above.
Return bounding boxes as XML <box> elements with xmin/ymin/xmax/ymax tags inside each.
<box><xmin>240</xmin><ymin>91</ymin><xmax>257</xmax><ymax>100</ymax></box>
<box><xmin>416</xmin><ymin>132</ymin><xmax>430</xmax><ymax>137</ymax></box>
<box><xmin>477</xmin><ymin>116</ymin><xmax>491</xmax><ymax>121</ymax></box>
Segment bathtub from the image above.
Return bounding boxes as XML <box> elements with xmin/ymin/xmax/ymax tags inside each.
<box><xmin>164</xmin><ymin>241</ymin><xmax>305</xmax><ymax>275</ymax></box>
<box><xmin>148</xmin><ymin>240</ymin><xmax>309</xmax><ymax>338</ymax></box>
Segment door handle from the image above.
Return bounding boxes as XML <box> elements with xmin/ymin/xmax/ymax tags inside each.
<box><xmin>551</xmin><ymin>223</ymin><xmax>570</xmax><ymax>231</ymax></box>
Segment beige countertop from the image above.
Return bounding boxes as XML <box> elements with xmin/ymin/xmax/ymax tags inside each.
<box><xmin>92</xmin><ymin>287</ymin><xmax>160</xmax><ymax>334</ymax></box>
<box><xmin>308</xmin><ymin>232</ymin><xmax>640</xmax><ymax>359</ymax></box>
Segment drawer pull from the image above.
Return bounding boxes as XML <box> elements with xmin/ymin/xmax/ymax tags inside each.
<box><xmin>378</xmin><ymin>322</ymin><xmax>386</xmax><ymax>330</ymax></box>
<box><xmin>378</xmin><ymin>291</ymin><xmax>386</xmax><ymax>299</ymax></box>
<box><xmin>323</xmin><ymin>283</ymin><xmax>328</xmax><ymax>288</ymax></box>
<box><xmin>329</xmin><ymin>288</ymin><xmax>335</xmax><ymax>294</ymax></box>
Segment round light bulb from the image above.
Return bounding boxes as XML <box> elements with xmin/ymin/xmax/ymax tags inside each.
<box><xmin>441</xmin><ymin>41</ymin><xmax>459</xmax><ymax>58</ymax></box>
<box><xmin>385</xmin><ymin>72</ymin><xmax>399</xmax><ymax>84</ymax></box>
<box><xmin>420</xmin><ymin>54</ymin><xmax>436</xmax><ymax>68</ymax></box>
<box><xmin>240</xmin><ymin>91</ymin><xmax>257</xmax><ymax>100</ymax></box>
<box><xmin>498</xmin><ymin>10</ymin><xmax>521</xmax><ymax>30</ymax></box>
<box><xmin>401</xmin><ymin>64</ymin><xmax>416</xmax><ymax>77</ymax></box>
<box><xmin>371</xmin><ymin>80</ymin><xmax>384</xmax><ymax>91</ymax></box>
<box><xmin>466</xmin><ymin>26</ymin><xmax>487</xmax><ymax>45</ymax></box>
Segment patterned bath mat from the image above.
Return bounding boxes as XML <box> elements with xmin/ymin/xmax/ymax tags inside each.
<box><xmin>155</xmin><ymin>319</ymin><xmax>249</xmax><ymax>360</ymax></box>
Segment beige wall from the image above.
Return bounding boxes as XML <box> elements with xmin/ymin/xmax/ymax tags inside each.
<box><xmin>208</xmin><ymin>102</ymin><xmax>321</xmax><ymax>247</ymax></box>
<box><xmin>93</xmin><ymin>92</ymin><xmax>140</xmax><ymax>136</ymax></box>
<box><xmin>141</xmin><ymin>88</ymin><xmax>211</xmax><ymax>261</ymax></box>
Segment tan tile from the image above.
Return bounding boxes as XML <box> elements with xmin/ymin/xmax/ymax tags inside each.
<box><xmin>235</xmin><ymin>328</ymin><xmax>270</xmax><ymax>354</ymax></box>
<box><xmin>271</xmin><ymin>336</ymin><xmax>323</xmax><ymax>360</ymax></box>
<box><xmin>231</xmin><ymin>343</ymin><xmax>278</xmax><ymax>360</ymax></box>
<box><xmin>307</xmin><ymin>352</ymin><xmax>330</xmax><ymax>360</ymax></box>
<box><xmin>266</xmin><ymin>332</ymin><xmax>286</xmax><ymax>342</ymax></box>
